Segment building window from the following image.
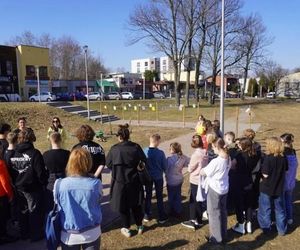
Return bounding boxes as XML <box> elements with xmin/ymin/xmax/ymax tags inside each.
<box><xmin>26</xmin><ymin>65</ymin><xmax>36</xmax><ymax>77</ymax></box>
<box><xmin>137</xmin><ymin>62</ymin><xmax>140</xmax><ymax>67</ymax></box>
<box><xmin>162</xmin><ymin>60</ymin><xmax>166</xmax><ymax>65</ymax></box>
<box><xmin>151</xmin><ymin>61</ymin><xmax>154</xmax><ymax>64</ymax></box>
<box><xmin>145</xmin><ymin>62</ymin><xmax>148</xmax><ymax>66</ymax></box>
<box><xmin>162</xmin><ymin>66</ymin><xmax>167</xmax><ymax>72</ymax></box>
<box><xmin>137</xmin><ymin>68</ymin><xmax>140</xmax><ymax>73</ymax></box>
<box><xmin>6</xmin><ymin>61</ymin><xmax>13</xmax><ymax>75</ymax></box>
<box><xmin>39</xmin><ymin>66</ymin><xmax>48</xmax><ymax>77</ymax></box>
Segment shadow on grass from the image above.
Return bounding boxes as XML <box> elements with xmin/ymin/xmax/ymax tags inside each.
<box><xmin>124</xmin><ymin>239</ymin><xmax>189</xmax><ymax>250</ymax></box>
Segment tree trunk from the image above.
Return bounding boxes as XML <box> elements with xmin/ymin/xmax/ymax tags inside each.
<box><xmin>186</xmin><ymin>70</ymin><xmax>190</xmax><ymax>107</ymax></box>
<box><xmin>174</xmin><ymin>64</ymin><xmax>181</xmax><ymax>106</ymax></box>
<box><xmin>241</xmin><ymin>68</ymin><xmax>248</xmax><ymax>100</ymax></box>
<box><xmin>194</xmin><ymin>61</ymin><xmax>200</xmax><ymax>102</ymax></box>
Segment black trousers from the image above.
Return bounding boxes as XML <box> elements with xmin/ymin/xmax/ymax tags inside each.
<box><xmin>120</xmin><ymin>205</ymin><xmax>144</xmax><ymax>229</ymax></box>
<box><xmin>189</xmin><ymin>183</ymin><xmax>203</xmax><ymax>224</ymax></box>
<box><xmin>17</xmin><ymin>189</ymin><xmax>45</xmax><ymax>241</ymax></box>
<box><xmin>0</xmin><ymin>196</ymin><xmax>9</xmax><ymax>236</ymax></box>
<box><xmin>234</xmin><ymin>188</ymin><xmax>253</xmax><ymax>224</ymax></box>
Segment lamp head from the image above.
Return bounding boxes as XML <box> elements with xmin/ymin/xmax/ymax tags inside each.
<box><xmin>83</xmin><ymin>45</ymin><xmax>88</xmax><ymax>52</ymax></box>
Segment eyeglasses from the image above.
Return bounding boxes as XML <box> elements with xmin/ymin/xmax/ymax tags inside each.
<box><xmin>53</xmin><ymin>120</ymin><xmax>59</xmax><ymax>123</ymax></box>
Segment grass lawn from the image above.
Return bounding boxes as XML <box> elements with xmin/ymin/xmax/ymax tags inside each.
<box><xmin>0</xmin><ymin>102</ymin><xmax>192</xmax><ymax>153</ymax></box>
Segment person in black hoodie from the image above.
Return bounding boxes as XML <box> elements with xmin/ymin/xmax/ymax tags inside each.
<box><xmin>9</xmin><ymin>128</ymin><xmax>48</xmax><ymax>241</ymax></box>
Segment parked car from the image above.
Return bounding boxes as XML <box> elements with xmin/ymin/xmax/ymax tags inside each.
<box><xmin>85</xmin><ymin>92</ymin><xmax>106</xmax><ymax>101</ymax></box>
<box><xmin>29</xmin><ymin>92</ymin><xmax>56</xmax><ymax>102</ymax></box>
<box><xmin>56</xmin><ymin>92</ymin><xmax>71</xmax><ymax>101</ymax></box>
<box><xmin>69</xmin><ymin>92</ymin><xmax>87</xmax><ymax>101</ymax></box>
<box><xmin>106</xmin><ymin>92</ymin><xmax>122</xmax><ymax>100</ymax></box>
<box><xmin>153</xmin><ymin>91</ymin><xmax>165</xmax><ymax>99</ymax></box>
<box><xmin>266</xmin><ymin>92</ymin><xmax>275</xmax><ymax>99</ymax></box>
<box><xmin>121</xmin><ymin>92</ymin><xmax>134</xmax><ymax>100</ymax></box>
<box><xmin>133</xmin><ymin>91</ymin><xmax>143</xmax><ymax>99</ymax></box>
<box><xmin>0</xmin><ymin>93</ymin><xmax>22</xmax><ymax>102</ymax></box>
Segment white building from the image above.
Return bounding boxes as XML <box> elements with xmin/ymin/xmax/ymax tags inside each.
<box><xmin>278</xmin><ymin>72</ymin><xmax>300</xmax><ymax>98</ymax></box>
<box><xmin>131</xmin><ymin>58</ymin><xmax>160</xmax><ymax>75</ymax></box>
<box><xmin>104</xmin><ymin>72</ymin><xmax>142</xmax><ymax>92</ymax></box>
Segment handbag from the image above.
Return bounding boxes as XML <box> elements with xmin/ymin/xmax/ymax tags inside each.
<box><xmin>45</xmin><ymin>179</ymin><xmax>62</xmax><ymax>250</ymax></box>
<box><xmin>137</xmin><ymin>160</ymin><xmax>152</xmax><ymax>185</ymax></box>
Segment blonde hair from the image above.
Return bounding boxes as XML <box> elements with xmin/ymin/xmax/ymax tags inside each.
<box><xmin>66</xmin><ymin>148</ymin><xmax>92</xmax><ymax>176</ymax></box>
<box><xmin>50</xmin><ymin>132</ymin><xmax>62</xmax><ymax>144</ymax></box>
<box><xmin>7</xmin><ymin>132</ymin><xmax>18</xmax><ymax>145</ymax></box>
<box><xmin>206</xmin><ymin>132</ymin><xmax>217</xmax><ymax>144</ymax></box>
<box><xmin>243</xmin><ymin>129</ymin><xmax>256</xmax><ymax>140</ymax></box>
<box><xmin>265</xmin><ymin>137</ymin><xmax>284</xmax><ymax>156</ymax></box>
<box><xmin>170</xmin><ymin>142</ymin><xmax>183</xmax><ymax>156</ymax></box>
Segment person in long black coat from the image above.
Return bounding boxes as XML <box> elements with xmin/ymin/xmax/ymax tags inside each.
<box><xmin>106</xmin><ymin>124</ymin><xmax>147</xmax><ymax>238</ymax></box>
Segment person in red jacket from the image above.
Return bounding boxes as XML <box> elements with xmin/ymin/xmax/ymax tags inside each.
<box><xmin>0</xmin><ymin>150</ymin><xmax>14</xmax><ymax>245</ymax></box>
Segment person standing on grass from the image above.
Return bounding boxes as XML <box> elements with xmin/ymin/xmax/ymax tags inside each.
<box><xmin>231</xmin><ymin>138</ymin><xmax>260</xmax><ymax>234</ymax></box>
<box><xmin>0</xmin><ymin>147</ymin><xmax>14</xmax><ymax>245</ymax></box>
<box><xmin>212</xmin><ymin>120</ymin><xmax>223</xmax><ymax>139</ymax></box>
<box><xmin>144</xmin><ymin>134</ymin><xmax>168</xmax><ymax>224</ymax></box>
<box><xmin>181</xmin><ymin>135</ymin><xmax>208</xmax><ymax>230</ymax></box>
<box><xmin>13</xmin><ymin>117</ymin><xmax>36</xmax><ymax>142</ymax></box>
<box><xmin>258</xmin><ymin>137</ymin><xmax>288</xmax><ymax>236</ymax></box>
<box><xmin>107</xmin><ymin>124</ymin><xmax>146</xmax><ymax>238</ymax></box>
<box><xmin>195</xmin><ymin>115</ymin><xmax>206</xmax><ymax>136</ymax></box>
<box><xmin>43</xmin><ymin>132</ymin><xmax>70</xmax><ymax>212</ymax></box>
<box><xmin>280</xmin><ymin>133</ymin><xmax>298</xmax><ymax>226</ymax></box>
<box><xmin>73</xmin><ymin>125</ymin><xmax>106</xmax><ymax>179</ymax></box>
<box><xmin>9</xmin><ymin>128</ymin><xmax>48</xmax><ymax>242</ymax></box>
<box><xmin>166</xmin><ymin>142</ymin><xmax>189</xmax><ymax>218</ymax></box>
<box><xmin>54</xmin><ymin>148</ymin><xmax>102</xmax><ymax>250</ymax></box>
<box><xmin>0</xmin><ymin>123</ymin><xmax>11</xmax><ymax>159</ymax></box>
<box><xmin>200</xmin><ymin>138</ymin><xmax>231</xmax><ymax>244</ymax></box>
<box><xmin>47</xmin><ymin>117</ymin><xmax>67</xmax><ymax>148</ymax></box>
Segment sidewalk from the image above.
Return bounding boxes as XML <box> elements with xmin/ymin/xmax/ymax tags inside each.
<box><xmin>3</xmin><ymin>110</ymin><xmax>260</xmax><ymax>250</ymax></box>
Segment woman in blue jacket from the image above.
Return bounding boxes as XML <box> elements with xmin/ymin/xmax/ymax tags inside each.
<box><xmin>54</xmin><ymin>148</ymin><xmax>102</xmax><ymax>250</ymax></box>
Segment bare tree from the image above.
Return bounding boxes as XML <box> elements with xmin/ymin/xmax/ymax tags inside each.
<box><xmin>204</xmin><ymin>0</ymin><xmax>244</xmax><ymax>104</ymax></box>
<box><xmin>236</xmin><ymin>14</ymin><xmax>272</xmax><ymax>98</ymax></box>
<box><xmin>128</xmin><ymin>0</ymin><xmax>192</xmax><ymax>106</ymax></box>
<box><xmin>6</xmin><ymin>30</ymin><xmax>36</xmax><ymax>45</ymax></box>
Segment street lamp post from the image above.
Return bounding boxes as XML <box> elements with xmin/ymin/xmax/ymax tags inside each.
<box><xmin>83</xmin><ymin>45</ymin><xmax>90</xmax><ymax>120</ymax></box>
<box><xmin>36</xmin><ymin>66</ymin><xmax>41</xmax><ymax>102</ymax></box>
<box><xmin>220</xmin><ymin>0</ymin><xmax>225</xmax><ymax>133</ymax></box>
<box><xmin>143</xmin><ymin>75</ymin><xmax>145</xmax><ymax>100</ymax></box>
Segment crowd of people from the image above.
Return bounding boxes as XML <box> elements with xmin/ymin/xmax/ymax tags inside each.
<box><xmin>0</xmin><ymin>113</ymin><xmax>298</xmax><ymax>249</ymax></box>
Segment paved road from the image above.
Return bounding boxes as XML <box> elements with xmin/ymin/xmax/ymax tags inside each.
<box><xmin>3</xmin><ymin>110</ymin><xmax>260</xmax><ymax>250</ymax></box>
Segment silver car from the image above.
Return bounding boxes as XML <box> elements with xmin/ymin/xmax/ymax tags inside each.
<box><xmin>106</xmin><ymin>92</ymin><xmax>122</xmax><ymax>100</ymax></box>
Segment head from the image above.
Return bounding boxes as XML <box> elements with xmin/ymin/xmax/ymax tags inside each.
<box><xmin>150</xmin><ymin>134</ymin><xmax>161</xmax><ymax>147</ymax></box>
<box><xmin>203</xmin><ymin>120</ymin><xmax>213</xmax><ymax>133</ymax></box>
<box><xmin>280</xmin><ymin>133</ymin><xmax>294</xmax><ymax>148</ymax></box>
<box><xmin>224</xmin><ymin>131</ymin><xmax>235</xmax><ymax>145</ymax></box>
<box><xmin>116</xmin><ymin>124</ymin><xmax>130</xmax><ymax>142</ymax></box>
<box><xmin>198</xmin><ymin>115</ymin><xmax>206</xmax><ymax>122</ymax></box>
<box><xmin>66</xmin><ymin>148</ymin><xmax>92</xmax><ymax>177</ymax></box>
<box><xmin>0</xmin><ymin>123</ymin><xmax>11</xmax><ymax>137</ymax></box>
<box><xmin>49</xmin><ymin>132</ymin><xmax>62</xmax><ymax>148</ymax></box>
<box><xmin>18</xmin><ymin>117</ymin><xmax>27</xmax><ymax>130</ymax></box>
<box><xmin>211</xmin><ymin>138</ymin><xmax>228</xmax><ymax>156</ymax></box>
<box><xmin>243</xmin><ymin>129</ymin><xmax>256</xmax><ymax>141</ymax></box>
<box><xmin>52</xmin><ymin>117</ymin><xmax>62</xmax><ymax>129</ymax></box>
<box><xmin>170</xmin><ymin>142</ymin><xmax>183</xmax><ymax>156</ymax></box>
<box><xmin>6</xmin><ymin>132</ymin><xmax>18</xmax><ymax>146</ymax></box>
<box><xmin>238</xmin><ymin>138</ymin><xmax>255</xmax><ymax>156</ymax></box>
<box><xmin>75</xmin><ymin>125</ymin><xmax>95</xmax><ymax>142</ymax></box>
<box><xmin>265</xmin><ymin>137</ymin><xmax>284</xmax><ymax>157</ymax></box>
<box><xmin>206</xmin><ymin>132</ymin><xmax>217</xmax><ymax>145</ymax></box>
<box><xmin>17</xmin><ymin>128</ymin><xmax>36</xmax><ymax>144</ymax></box>
<box><xmin>191</xmin><ymin>134</ymin><xmax>204</xmax><ymax>149</ymax></box>
<box><xmin>213</xmin><ymin>120</ymin><xmax>220</xmax><ymax>130</ymax></box>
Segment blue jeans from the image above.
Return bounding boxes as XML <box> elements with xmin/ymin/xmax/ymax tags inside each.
<box><xmin>167</xmin><ymin>184</ymin><xmax>182</xmax><ymax>214</ymax></box>
<box><xmin>258</xmin><ymin>192</ymin><xmax>287</xmax><ymax>235</ymax></box>
<box><xmin>145</xmin><ymin>179</ymin><xmax>167</xmax><ymax>220</ymax></box>
<box><xmin>285</xmin><ymin>190</ymin><xmax>293</xmax><ymax>221</ymax></box>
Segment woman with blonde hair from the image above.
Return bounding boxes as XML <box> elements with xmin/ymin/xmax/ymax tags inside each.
<box><xmin>258</xmin><ymin>137</ymin><xmax>288</xmax><ymax>236</ymax></box>
<box><xmin>54</xmin><ymin>148</ymin><xmax>102</xmax><ymax>249</ymax></box>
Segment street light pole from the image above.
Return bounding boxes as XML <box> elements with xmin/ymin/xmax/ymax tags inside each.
<box><xmin>83</xmin><ymin>45</ymin><xmax>90</xmax><ymax>120</ymax></box>
<box><xmin>143</xmin><ymin>75</ymin><xmax>145</xmax><ymax>100</ymax></box>
<box><xmin>36</xmin><ymin>66</ymin><xmax>41</xmax><ymax>102</ymax></box>
<box><xmin>220</xmin><ymin>0</ymin><xmax>225</xmax><ymax>134</ymax></box>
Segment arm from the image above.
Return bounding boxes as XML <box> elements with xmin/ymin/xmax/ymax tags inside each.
<box><xmin>188</xmin><ymin>153</ymin><xmax>199</xmax><ymax>173</ymax></box>
<box><xmin>47</xmin><ymin>127</ymin><xmax>52</xmax><ymax>140</ymax></box>
<box><xmin>261</xmin><ymin>156</ymin><xmax>269</xmax><ymax>179</ymax></box>
<box><xmin>33</xmin><ymin>151</ymin><xmax>48</xmax><ymax>186</ymax></box>
<box><xmin>106</xmin><ymin>149</ymin><xmax>113</xmax><ymax>170</ymax></box>
<box><xmin>0</xmin><ymin>161</ymin><xmax>13</xmax><ymax>201</ymax></box>
<box><xmin>94</xmin><ymin>165</ymin><xmax>105</xmax><ymax>178</ymax></box>
<box><xmin>161</xmin><ymin>151</ymin><xmax>167</xmax><ymax>173</ymax></box>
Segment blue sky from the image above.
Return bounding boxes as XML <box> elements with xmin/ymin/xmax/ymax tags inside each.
<box><xmin>0</xmin><ymin>0</ymin><xmax>299</xmax><ymax>71</ymax></box>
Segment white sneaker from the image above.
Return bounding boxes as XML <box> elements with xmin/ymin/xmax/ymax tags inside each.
<box><xmin>246</xmin><ymin>221</ymin><xmax>252</xmax><ymax>234</ymax></box>
<box><xmin>202</xmin><ymin>211</ymin><xmax>208</xmax><ymax>221</ymax></box>
<box><xmin>232</xmin><ymin>223</ymin><xmax>245</xmax><ymax>234</ymax></box>
<box><xmin>287</xmin><ymin>219</ymin><xmax>293</xmax><ymax>225</ymax></box>
<box><xmin>121</xmin><ymin>228</ymin><xmax>132</xmax><ymax>238</ymax></box>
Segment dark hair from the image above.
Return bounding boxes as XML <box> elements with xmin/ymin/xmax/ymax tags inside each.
<box><xmin>0</xmin><ymin>123</ymin><xmax>11</xmax><ymax>134</ymax></box>
<box><xmin>203</xmin><ymin>120</ymin><xmax>213</xmax><ymax>132</ymax></box>
<box><xmin>213</xmin><ymin>120</ymin><xmax>220</xmax><ymax>128</ymax></box>
<box><xmin>76</xmin><ymin>125</ymin><xmax>95</xmax><ymax>142</ymax></box>
<box><xmin>151</xmin><ymin>134</ymin><xmax>161</xmax><ymax>141</ymax></box>
<box><xmin>225</xmin><ymin>131</ymin><xmax>235</xmax><ymax>141</ymax></box>
<box><xmin>212</xmin><ymin>138</ymin><xmax>228</xmax><ymax>154</ymax></box>
<box><xmin>18</xmin><ymin>117</ymin><xmax>26</xmax><ymax>123</ymax></box>
<box><xmin>170</xmin><ymin>142</ymin><xmax>183</xmax><ymax>156</ymax></box>
<box><xmin>191</xmin><ymin>135</ymin><xmax>203</xmax><ymax>148</ymax></box>
<box><xmin>117</xmin><ymin>124</ymin><xmax>130</xmax><ymax>141</ymax></box>
<box><xmin>280</xmin><ymin>133</ymin><xmax>294</xmax><ymax>147</ymax></box>
<box><xmin>18</xmin><ymin>128</ymin><xmax>36</xmax><ymax>144</ymax></box>
<box><xmin>51</xmin><ymin>117</ymin><xmax>63</xmax><ymax>131</ymax></box>
<box><xmin>243</xmin><ymin>129</ymin><xmax>256</xmax><ymax>140</ymax></box>
<box><xmin>238</xmin><ymin>138</ymin><xmax>256</xmax><ymax>157</ymax></box>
